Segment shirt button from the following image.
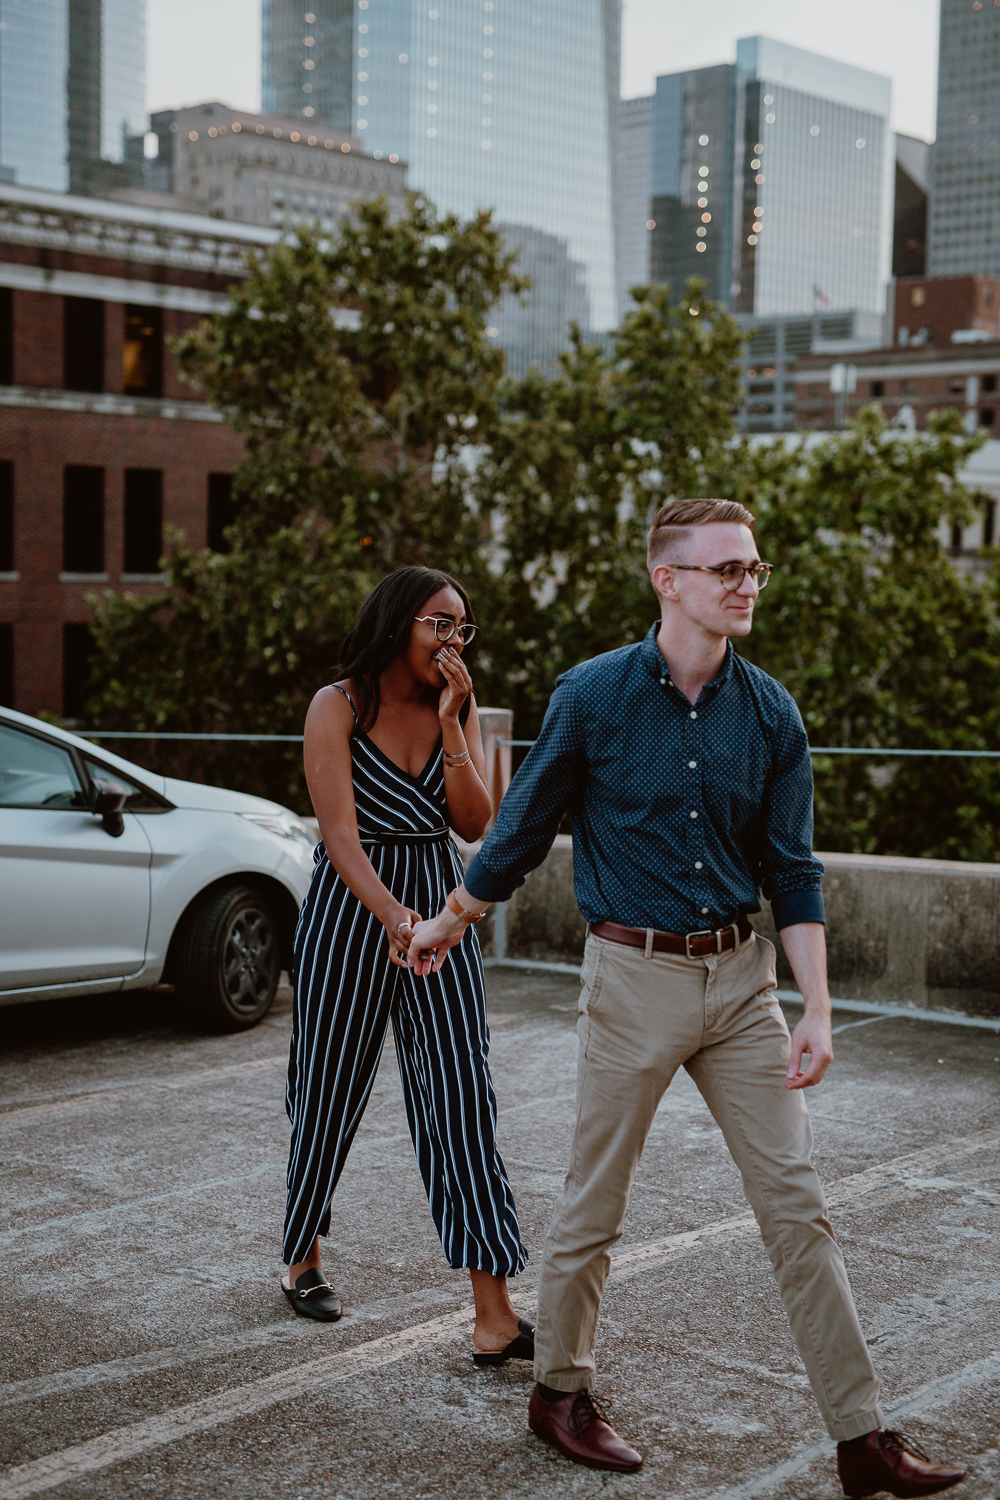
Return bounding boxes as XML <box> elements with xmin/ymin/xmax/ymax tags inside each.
<box><xmin>701</xmin><ymin>908</ymin><xmax>709</xmax><ymax>915</ymax></box>
<box><xmin>690</xmin><ymin>710</ymin><xmax>697</xmax><ymax>719</ymax></box>
<box><xmin>690</xmin><ymin>810</ymin><xmax>698</xmax><ymax>818</ymax></box>
<box><xmin>660</xmin><ymin>677</ymin><xmax>665</xmax><ymax>684</ymax></box>
<box><xmin>695</xmin><ymin>861</ymin><xmax>703</xmax><ymax>869</ymax></box>
<box><xmin>688</xmin><ymin>760</ymin><xmax>697</xmax><ymax>768</ymax></box>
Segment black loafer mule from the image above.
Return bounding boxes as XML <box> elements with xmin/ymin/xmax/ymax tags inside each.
<box><xmin>281</xmin><ymin>1267</ymin><xmax>342</xmax><ymax>1323</ymax></box>
<box><xmin>472</xmin><ymin>1316</ymin><xmax>535</xmax><ymax>1366</ymax></box>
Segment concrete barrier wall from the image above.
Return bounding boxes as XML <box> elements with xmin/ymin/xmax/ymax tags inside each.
<box><xmin>471</xmin><ymin>839</ymin><xmax>1000</xmax><ymax>1022</ymax></box>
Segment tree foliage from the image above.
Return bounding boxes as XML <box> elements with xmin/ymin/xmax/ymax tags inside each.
<box><xmin>81</xmin><ymin>198</ymin><xmax>1000</xmax><ymax>858</ymax></box>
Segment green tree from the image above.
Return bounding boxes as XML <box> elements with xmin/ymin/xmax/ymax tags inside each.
<box><xmin>172</xmin><ymin>195</ymin><xmax>524</xmax><ymax>565</ymax></box>
<box><xmin>471</xmin><ymin>282</ymin><xmax>746</xmax><ymax>731</ymax></box>
<box><xmin>714</xmin><ymin>405</ymin><xmax>1000</xmax><ymax>859</ymax></box>
<box><xmin>82</xmin><ymin>196</ymin><xmax>526</xmax><ymax>805</ymax></box>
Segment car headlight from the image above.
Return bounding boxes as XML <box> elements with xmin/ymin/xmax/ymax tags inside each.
<box><xmin>239</xmin><ymin>811</ymin><xmax>314</xmax><ymax>844</ymax></box>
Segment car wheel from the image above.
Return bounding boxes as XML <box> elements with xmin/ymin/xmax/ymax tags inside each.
<box><xmin>174</xmin><ymin>884</ymin><xmax>281</xmax><ymax>1032</ymax></box>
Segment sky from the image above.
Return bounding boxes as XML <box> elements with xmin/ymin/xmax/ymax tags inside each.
<box><xmin>147</xmin><ymin>0</ymin><xmax>940</xmax><ymax>143</ymax></box>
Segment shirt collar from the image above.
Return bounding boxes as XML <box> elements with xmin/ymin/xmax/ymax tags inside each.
<box><xmin>641</xmin><ymin>623</ymin><xmax>735</xmax><ymax>702</ymax></box>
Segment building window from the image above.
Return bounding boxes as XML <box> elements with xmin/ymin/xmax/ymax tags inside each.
<box><xmin>207</xmin><ymin>472</ymin><xmax>236</xmax><ymax>552</ymax></box>
<box><xmin>870</xmin><ymin>380</ymin><xmax>884</xmax><ymax>397</ymax></box>
<box><xmin>899</xmin><ymin>379</ymin><xmax>916</xmax><ymax>396</ymax></box>
<box><xmin>0</xmin><ymin>288</ymin><xmax>11</xmax><ymax>385</ymax></box>
<box><xmin>63</xmin><ymin>466</ymin><xmax>104</xmax><ymax>574</ymax></box>
<box><xmin>0</xmin><ymin>623</ymin><xmax>12</xmax><ymax>707</ymax></box>
<box><xmin>950</xmin><ymin>523</ymin><xmax>963</xmax><ymax>551</ymax></box>
<box><xmin>0</xmin><ymin>461</ymin><xmax>12</xmax><ymax>572</ymax></box>
<box><xmin>984</xmin><ymin>374</ymin><xmax>997</xmax><ymax>393</ymax></box>
<box><xmin>981</xmin><ymin>408</ymin><xmax>996</xmax><ymax>427</ymax></box>
<box><xmin>63</xmin><ymin>297</ymin><xmax>105</xmax><ymax>393</ymax></box>
<box><xmin>984</xmin><ymin>499</ymin><xmax>996</xmax><ymax>548</ymax></box>
<box><xmin>123</xmin><ymin>469</ymin><xmax>164</xmax><ymax>573</ymax></box>
<box><xmin>123</xmin><ymin>306</ymin><xmax>163</xmax><ymax>397</ymax></box>
<box><xmin>62</xmin><ymin>622</ymin><xmax>95</xmax><ymax>720</ymax></box>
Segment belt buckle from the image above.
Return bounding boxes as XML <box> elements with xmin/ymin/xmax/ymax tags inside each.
<box><xmin>684</xmin><ymin>928</ymin><xmax>718</xmax><ymax>959</ymax></box>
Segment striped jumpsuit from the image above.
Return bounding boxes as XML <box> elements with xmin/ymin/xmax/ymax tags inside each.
<box><xmin>283</xmin><ymin>691</ymin><xmax>526</xmax><ymax>1275</ymax></box>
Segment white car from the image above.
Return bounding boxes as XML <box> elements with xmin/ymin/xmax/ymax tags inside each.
<box><xmin>0</xmin><ymin>707</ymin><xmax>314</xmax><ymax>1030</ymax></box>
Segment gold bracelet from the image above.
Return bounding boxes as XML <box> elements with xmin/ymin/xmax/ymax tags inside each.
<box><xmin>446</xmin><ymin>889</ymin><xmax>486</xmax><ymax>924</ymax></box>
<box><xmin>443</xmin><ymin>753</ymin><xmax>472</xmax><ymax>769</ymax></box>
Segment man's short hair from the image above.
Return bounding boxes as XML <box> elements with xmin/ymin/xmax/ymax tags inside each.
<box><xmin>647</xmin><ymin>498</ymin><xmax>756</xmax><ymax>569</ymax></box>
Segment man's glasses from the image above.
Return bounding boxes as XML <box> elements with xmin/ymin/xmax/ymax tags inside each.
<box><xmin>671</xmin><ymin>562</ymin><xmax>773</xmax><ymax>591</ymax></box>
<box><xmin>414</xmin><ymin>615</ymin><xmax>479</xmax><ymax>645</ymax></box>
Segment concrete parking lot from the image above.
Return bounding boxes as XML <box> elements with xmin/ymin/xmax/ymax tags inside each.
<box><xmin>1</xmin><ymin>966</ymin><xmax>999</xmax><ymax>1500</ymax></box>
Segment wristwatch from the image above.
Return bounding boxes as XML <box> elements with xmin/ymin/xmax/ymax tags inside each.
<box><xmin>446</xmin><ymin>889</ymin><xmax>486</xmax><ymax>924</ymax></box>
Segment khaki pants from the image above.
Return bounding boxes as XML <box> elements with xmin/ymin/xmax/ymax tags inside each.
<box><xmin>533</xmin><ymin>931</ymin><xmax>884</xmax><ymax>1441</ymax></box>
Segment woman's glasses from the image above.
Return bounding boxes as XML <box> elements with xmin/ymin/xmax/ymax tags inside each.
<box><xmin>414</xmin><ymin>615</ymin><xmax>479</xmax><ymax>645</ymax></box>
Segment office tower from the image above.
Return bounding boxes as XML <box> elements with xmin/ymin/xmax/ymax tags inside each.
<box><xmin>262</xmin><ymin>0</ymin><xmax>620</xmax><ymax>373</ymax></box>
<box><xmin>0</xmin><ymin>0</ymin><xmax>146</xmax><ymax>195</ymax></box>
<box><xmin>623</xmin><ymin>38</ymin><xmax>892</xmax><ymax>322</ymax></box>
<box><xmin>927</xmin><ymin>0</ymin><xmax>1000</xmax><ymax>277</ymax></box>
<box><xmin>734</xmin><ymin>38</ymin><xmax>892</xmax><ymax>319</ymax></box>
<box><xmin>894</xmin><ymin>133</ymin><xmax>929</xmax><ymax>278</ymax></box>
<box><xmin>262</xmin><ymin>0</ymin><xmax>354</xmax><ymax>132</ymax></box>
<box><xmin>617</xmin><ymin>95</ymin><xmax>652</xmax><ymax>316</ymax></box>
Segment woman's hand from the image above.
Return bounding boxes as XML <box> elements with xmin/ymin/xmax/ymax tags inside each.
<box><xmin>382</xmin><ymin>903</ymin><xmax>423</xmax><ymax>969</ymax></box>
<box><xmin>406</xmin><ymin>908</ymin><xmax>468</xmax><ymax>977</ymax></box>
<box><xmin>436</xmin><ymin>644</ymin><xmax>474</xmax><ymax>724</ymax></box>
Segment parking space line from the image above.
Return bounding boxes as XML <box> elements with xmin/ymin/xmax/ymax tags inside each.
<box><xmin>0</xmin><ymin>1027</ymin><xmax>563</xmax><ymax>1132</ymax></box>
<box><xmin>1</xmin><ymin>1124</ymin><xmax>997</xmax><ymax>1496</ymax></box>
<box><xmin>0</xmin><ymin>1055</ymin><xmax>288</xmax><ymax>1128</ymax></box>
<box><xmin>702</xmin><ymin>1351</ymin><xmax>1000</xmax><ymax>1500</ymax></box>
<box><xmin>607</xmin><ymin>1124</ymin><xmax>1000</xmax><ymax>1279</ymax></box>
<box><xmin>0</xmin><ymin>1308</ymin><xmax>477</xmax><ymax>1500</ymax></box>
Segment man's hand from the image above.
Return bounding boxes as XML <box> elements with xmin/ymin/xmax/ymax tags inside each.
<box><xmin>405</xmin><ymin>908</ymin><xmax>467</xmax><ymax>977</ymax></box>
<box><xmin>779</xmin><ymin>921</ymin><xmax>834</xmax><ymax>1089</ymax></box>
<box><xmin>785</xmin><ymin>1009</ymin><xmax>834</xmax><ymax>1089</ymax></box>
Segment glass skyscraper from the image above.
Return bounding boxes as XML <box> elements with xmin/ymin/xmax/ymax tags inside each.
<box><xmin>263</xmin><ymin>0</ymin><xmax>619</xmax><ymax>372</ymax></box>
<box><xmin>0</xmin><ymin>0</ymin><xmax>146</xmax><ymax>196</ymax></box>
<box><xmin>623</xmin><ymin>37</ymin><xmax>892</xmax><ymax>321</ymax></box>
<box><xmin>927</xmin><ymin>0</ymin><xmax>1000</xmax><ymax>277</ymax></box>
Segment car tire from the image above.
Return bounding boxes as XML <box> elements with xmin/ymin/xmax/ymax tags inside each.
<box><xmin>174</xmin><ymin>884</ymin><xmax>281</xmax><ymax>1032</ymax></box>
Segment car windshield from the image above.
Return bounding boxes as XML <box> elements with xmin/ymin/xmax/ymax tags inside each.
<box><xmin>0</xmin><ymin>724</ymin><xmax>89</xmax><ymax>809</ymax></box>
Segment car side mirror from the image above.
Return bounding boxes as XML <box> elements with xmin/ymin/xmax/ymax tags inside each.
<box><xmin>91</xmin><ymin>778</ymin><xmax>127</xmax><ymax>838</ymax></box>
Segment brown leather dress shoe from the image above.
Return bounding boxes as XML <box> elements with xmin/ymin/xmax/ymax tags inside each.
<box><xmin>837</xmin><ymin>1429</ymin><xmax>966</xmax><ymax>1498</ymax></box>
<box><xmin>528</xmin><ymin>1384</ymin><xmax>643</xmax><ymax>1473</ymax></box>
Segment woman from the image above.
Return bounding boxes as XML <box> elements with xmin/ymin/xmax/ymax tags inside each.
<box><xmin>282</xmin><ymin>566</ymin><xmax>532</xmax><ymax>1364</ymax></box>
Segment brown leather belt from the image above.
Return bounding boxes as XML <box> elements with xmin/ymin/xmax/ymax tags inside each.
<box><xmin>589</xmin><ymin>916</ymin><xmax>754</xmax><ymax>960</ymax></box>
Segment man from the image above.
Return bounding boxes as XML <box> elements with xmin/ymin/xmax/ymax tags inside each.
<box><xmin>407</xmin><ymin>499</ymin><xmax>966</xmax><ymax>1493</ymax></box>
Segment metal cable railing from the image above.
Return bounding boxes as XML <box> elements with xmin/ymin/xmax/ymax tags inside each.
<box><xmin>76</xmin><ymin>732</ymin><xmax>1000</xmax><ymax>757</ymax></box>
<box><xmin>498</xmin><ymin>739</ymin><xmax>1000</xmax><ymax>757</ymax></box>
<box><xmin>80</xmin><ymin>732</ymin><xmax>305</xmax><ymax>742</ymax></box>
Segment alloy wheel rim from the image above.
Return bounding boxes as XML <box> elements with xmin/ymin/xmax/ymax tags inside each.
<box><xmin>221</xmin><ymin>907</ymin><xmax>277</xmax><ymax>1013</ymax></box>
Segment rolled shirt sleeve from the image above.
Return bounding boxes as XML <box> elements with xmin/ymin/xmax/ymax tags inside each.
<box><xmin>464</xmin><ymin>674</ymin><xmax>585</xmax><ymax>903</ymax></box>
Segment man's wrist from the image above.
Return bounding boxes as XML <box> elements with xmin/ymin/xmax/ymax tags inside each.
<box><xmin>453</xmin><ymin>884</ymin><xmax>489</xmax><ymax>918</ymax></box>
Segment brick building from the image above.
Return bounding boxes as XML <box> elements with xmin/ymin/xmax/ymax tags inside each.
<box><xmin>0</xmin><ymin>184</ymin><xmax>278</xmax><ymax>719</ymax></box>
<box><xmin>891</xmin><ymin>274</ymin><xmax>1000</xmax><ymax>348</ymax></box>
<box><xmin>795</xmin><ymin>275</ymin><xmax>1000</xmax><ymax>437</ymax></box>
<box><xmin>794</xmin><ymin>339</ymin><xmax>1000</xmax><ymax>434</ymax></box>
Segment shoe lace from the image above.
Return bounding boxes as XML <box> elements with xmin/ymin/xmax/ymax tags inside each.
<box><xmin>876</xmin><ymin>1430</ymin><xmax>932</xmax><ymax>1464</ymax></box>
<box><xmin>568</xmin><ymin>1390</ymin><xmax>609</xmax><ymax>1437</ymax></box>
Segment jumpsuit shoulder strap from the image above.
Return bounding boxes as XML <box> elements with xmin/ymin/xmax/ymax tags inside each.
<box><xmin>332</xmin><ymin>682</ymin><xmax>359</xmax><ymax>724</ymax></box>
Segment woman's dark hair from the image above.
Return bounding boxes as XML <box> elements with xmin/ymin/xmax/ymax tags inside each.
<box><xmin>333</xmin><ymin>567</ymin><xmax>478</xmax><ymax>731</ymax></box>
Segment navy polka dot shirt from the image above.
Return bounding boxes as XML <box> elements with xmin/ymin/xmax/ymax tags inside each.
<box><xmin>465</xmin><ymin>624</ymin><xmax>825</xmax><ymax>933</ymax></box>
